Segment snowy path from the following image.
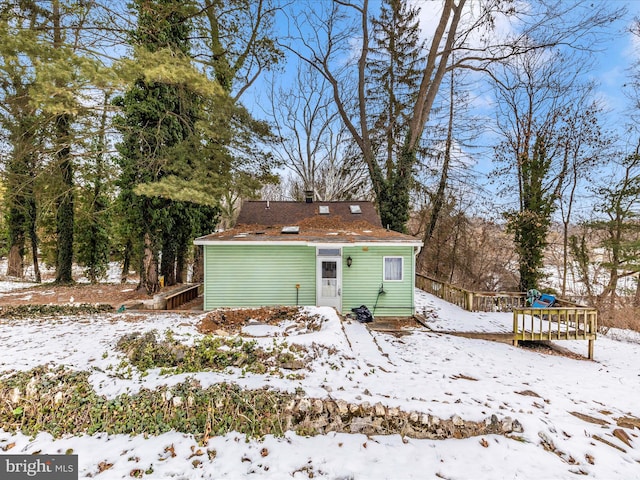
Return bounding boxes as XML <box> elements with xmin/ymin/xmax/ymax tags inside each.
<box><xmin>341</xmin><ymin>320</ymin><xmax>397</xmax><ymax>372</ymax></box>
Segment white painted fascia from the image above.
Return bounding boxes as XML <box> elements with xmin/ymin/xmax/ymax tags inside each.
<box><xmin>194</xmin><ymin>239</ymin><xmax>423</xmax><ymax>247</ymax></box>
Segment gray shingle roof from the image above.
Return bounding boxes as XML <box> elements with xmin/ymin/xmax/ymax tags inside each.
<box><xmin>236</xmin><ymin>201</ymin><xmax>382</xmax><ymax>227</ymax></box>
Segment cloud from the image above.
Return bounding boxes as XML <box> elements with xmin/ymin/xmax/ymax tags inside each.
<box><xmin>410</xmin><ymin>0</ymin><xmax>529</xmax><ymax>50</ymax></box>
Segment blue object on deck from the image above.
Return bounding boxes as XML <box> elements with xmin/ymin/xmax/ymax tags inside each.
<box><xmin>531</xmin><ymin>293</ymin><xmax>555</xmax><ymax>308</ymax></box>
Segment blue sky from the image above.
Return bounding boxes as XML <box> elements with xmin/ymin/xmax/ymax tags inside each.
<box><xmin>240</xmin><ymin>0</ymin><xmax>640</xmax><ymax>215</ymax></box>
<box><xmin>591</xmin><ymin>2</ymin><xmax>639</xmax><ymax>120</ymax></box>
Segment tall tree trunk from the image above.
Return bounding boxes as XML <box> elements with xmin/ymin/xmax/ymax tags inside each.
<box><xmin>417</xmin><ymin>67</ymin><xmax>455</xmax><ymax>269</ymax></box>
<box><xmin>192</xmin><ymin>245</ymin><xmax>204</xmax><ymax>283</ymax></box>
<box><xmin>143</xmin><ymin>232</ymin><xmax>159</xmax><ymax>294</ymax></box>
<box><xmin>5</xmin><ymin>142</ymin><xmax>28</xmax><ymax>278</ymax></box>
<box><xmin>52</xmin><ymin>1</ymin><xmax>74</xmax><ymax>284</ymax></box>
<box><xmin>175</xmin><ymin>244</ymin><xmax>187</xmax><ymax>284</ymax></box>
<box><xmin>121</xmin><ymin>239</ymin><xmax>132</xmax><ymax>284</ymax></box>
<box><xmin>161</xmin><ymin>239</ymin><xmax>176</xmax><ymax>287</ymax></box>
<box><xmin>6</xmin><ymin>169</ymin><xmax>27</xmax><ymax>277</ymax></box>
<box><xmin>27</xmin><ymin>195</ymin><xmax>41</xmax><ymax>283</ymax></box>
<box><xmin>6</xmin><ymin>240</ymin><xmax>25</xmax><ymax>278</ymax></box>
<box><xmin>562</xmin><ymin>222</ymin><xmax>569</xmax><ymax>297</ymax></box>
<box><xmin>54</xmin><ymin>113</ymin><xmax>74</xmax><ymax>284</ymax></box>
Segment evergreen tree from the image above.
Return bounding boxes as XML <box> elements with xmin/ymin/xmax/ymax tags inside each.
<box><xmin>1</xmin><ymin>0</ymin><xmax>112</xmax><ymax>284</ymax></box>
<box><xmin>589</xmin><ymin>152</ymin><xmax>640</xmax><ymax>302</ymax></box>
<box><xmin>366</xmin><ymin>0</ymin><xmax>423</xmax><ymax>231</ymax></box>
<box><xmin>0</xmin><ymin>4</ymin><xmax>44</xmax><ymax>281</ymax></box>
<box><xmin>76</xmin><ymin>92</ymin><xmax>113</xmax><ymax>283</ymax></box>
<box><xmin>115</xmin><ymin>0</ymin><xmax>209</xmax><ymax>293</ymax></box>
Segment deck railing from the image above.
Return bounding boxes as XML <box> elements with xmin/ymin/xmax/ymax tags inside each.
<box><xmin>416</xmin><ymin>274</ymin><xmax>473</xmax><ymax>310</ymax></box>
<box><xmin>416</xmin><ymin>273</ymin><xmax>597</xmax><ymax>359</ymax></box>
<box><xmin>512</xmin><ymin>307</ymin><xmax>598</xmax><ymax>359</ymax></box>
<box><xmin>416</xmin><ymin>274</ymin><xmax>527</xmax><ymax>312</ymax></box>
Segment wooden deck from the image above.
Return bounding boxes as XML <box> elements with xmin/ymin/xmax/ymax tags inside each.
<box><xmin>513</xmin><ymin>307</ymin><xmax>597</xmax><ymax>359</ymax></box>
<box><xmin>415</xmin><ymin>275</ymin><xmax>598</xmax><ymax>359</ymax></box>
<box><xmin>373</xmin><ymin>309</ymin><xmax>599</xmax><ymax>360</ymax></box>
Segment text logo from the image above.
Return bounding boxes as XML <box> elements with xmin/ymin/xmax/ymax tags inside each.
<box><xmin>0</xmin><ymin>455</ymin><xmax>78</xmax><ymax>480</ymax></box>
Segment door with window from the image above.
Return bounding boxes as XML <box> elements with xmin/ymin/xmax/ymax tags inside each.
<box><xmin>316</xmin><ymin>253</ymin><xmax>342</xmax><ymax>311</ymax></box>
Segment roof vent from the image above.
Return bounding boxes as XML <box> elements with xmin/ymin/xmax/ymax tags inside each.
<box><xmin>349</xmin><ymin>205</ymin><xmax>362</xmax><ymax>214</ymax></box>
<box><xmin>281</xmin><ymin>226</ymin><xmax>300</xmax><ymax>234</ymax></box>
<box><xmin>319</xmin><ymin>205</ymin><xmax>330</xmax><ymax>214</ymax></box>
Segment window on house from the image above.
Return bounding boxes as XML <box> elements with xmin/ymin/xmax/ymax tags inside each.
<box><xmin>384</xmin><ymin>257</ymin><xmax>403</xmax><ymax>281</ymax></box>
<box><xmin>319</xmin><ymin>205</ymin><xmax>330</xmax><ymax>214</ymax></box>
<box><xmin>349</xmin><ymin>205</ymin><xmax>362</xmax><ymax>214</ymax></box>
<box><xmin>318</xmin><ymin>248</ymin><xmax>341</xmax><ymax>256</ymax></box>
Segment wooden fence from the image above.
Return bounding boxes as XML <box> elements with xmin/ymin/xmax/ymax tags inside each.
<box><xmin>416</xmin><ymin>274</ymin><xmax>527</xmax><ymax>312</ymax></box>
<box><xmin>164</xmin><ymin>284</ymin><xmax>202</xmax><ymax>310</ymax></box>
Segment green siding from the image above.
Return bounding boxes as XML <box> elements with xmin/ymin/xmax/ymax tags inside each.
<box><xmin>203</xmin><ymin>245</ymin><xmax>316</xmax><ymax>310</ymax></box>
<box><xmin>202</xmin><ymin>243</ymin><xmax>416</xmax><ymax>316</ymax></box>
<box><xmin>342</xmin><ymin>246</ymin><xmax>415</xmax><ymax>316</ymax></box>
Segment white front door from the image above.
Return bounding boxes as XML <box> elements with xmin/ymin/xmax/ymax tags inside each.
<box><xmin>317</xmin><ymin>256</ymin><xmax>342</xmax><ymax>311</ymax></box>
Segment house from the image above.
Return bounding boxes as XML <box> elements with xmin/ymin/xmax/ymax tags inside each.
<box><xmin>194</xmin><ymin>199</ymin><xmax>423</xmax><ymax>316</ymax></box>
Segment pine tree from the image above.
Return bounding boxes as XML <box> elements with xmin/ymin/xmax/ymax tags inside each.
<box><xmin>115</xmin><ymin>0</ymin><xmax>207</xmax><ymax>293</ymax></box>
<box><xmin>0</xmin><ymin>4</ymin><xmax>44</xmax><ymax>281</ymax></box>
<box><xmin>1</xmin><ymin>0</ymin><xmax>112</xmax><ymax>284</ymax></box>
<box><xmin>76</xmin><ymin>92</ymin><xmax>113</xmax><ymax>283</ymax></box>
<box><xmin>366</xmin><ymin>0</ymin><xmax>424</xmax><ymax>231</ymax></box>
<box><xmin>589</xmin><ymin>152</ymin><xmax>640</xmax><ymax>302</ymax></box>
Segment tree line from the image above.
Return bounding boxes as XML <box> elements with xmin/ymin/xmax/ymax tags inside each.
<box><xmin>0</xmin><ymin>0</ymin><xmax>278</xmax><ymax>293</ymax></box>
<box><xmin>0</xmin><ymin>0</ymin><xmax>638</xmax><ymax>309</ymax></box>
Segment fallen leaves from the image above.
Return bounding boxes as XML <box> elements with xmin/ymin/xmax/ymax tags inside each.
<box><xmin>163</xmin><ymin>444</ymin><xmax>176</xmax><ymax>458</ymax></box>
<box><xmin>515</xmin><ymin>390</ymin><xmax>541</xmax><ymax>398</ymax></box>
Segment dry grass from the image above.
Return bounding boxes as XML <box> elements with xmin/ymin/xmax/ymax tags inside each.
<box><xmin>598</xmin><ymin>306</ymin><xmax>640</xmax><ymax>333</ymax></box>
<box><xmin>591</xmin><ymin>296</ymin><xmax>640</xmax><ymax>333</ymax></box>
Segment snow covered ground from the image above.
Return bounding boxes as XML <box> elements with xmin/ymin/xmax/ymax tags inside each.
<box><xmin>1</xmin><ymin>289</ymin><xmax>640</xmax><ymax>479</ymax></box>
<box><xmin>0</xmin><ymin>260</ymin><xmax>137</xmax><ymax>286</ymax></box>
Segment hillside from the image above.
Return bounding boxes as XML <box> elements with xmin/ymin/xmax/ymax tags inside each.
<box><xmin>0</xmin><ymin>286</ymin><xmax>639</xmax><ymax>479</ymax></box>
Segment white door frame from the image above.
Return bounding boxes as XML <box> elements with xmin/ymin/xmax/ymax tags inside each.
<box><xmin>316</xmin><ymin>255</ymin><xmax>342</xmax><ymax>311</ymax></box>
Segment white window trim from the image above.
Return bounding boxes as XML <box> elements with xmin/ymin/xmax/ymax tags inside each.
<box><xmin>383</xmin><ymin>256</ymin><xmax>404</xmax><ymax>282</ymax></box>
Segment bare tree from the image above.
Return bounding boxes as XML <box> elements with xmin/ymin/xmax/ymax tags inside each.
<box><xmin>490</xmin><ymin>46</ymin><xmax>611</xmax><ymax>291</ymax></box>
<box><xmin>556</xmin><ymin>98</ymin><xmax>612</xmax><ymax>296</ymax></box>
<box><xmin>266</xmin><ymin>63</ymin><xmax>368</xmax><ymax>200</ymax></box>
<box><xmin>282</xmin><ymin>0</ymin><xmax>623</xmax><ymax>234</ymax></box>
<box><xmin>590</xmin><ymin>148</ymin><xmax>640</xmax><ymax>304</ymax></box>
